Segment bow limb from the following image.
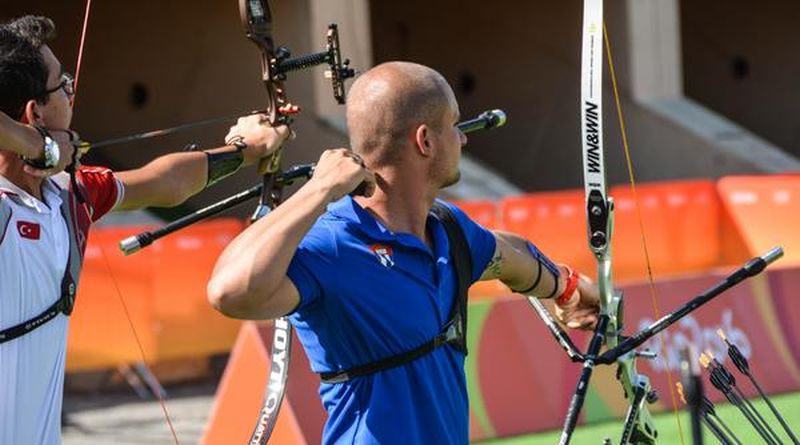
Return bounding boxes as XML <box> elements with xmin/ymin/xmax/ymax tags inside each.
<box><xmin>70</xmin><ymin>2</ymin><xmax>181</xmax><ymax>443</ymax></box>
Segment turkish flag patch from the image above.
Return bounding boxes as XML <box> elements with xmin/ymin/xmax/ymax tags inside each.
<box><xmin>17</xmin><ymin>221</ymin><xmax>41</xmax><ymax>240</ymax></box>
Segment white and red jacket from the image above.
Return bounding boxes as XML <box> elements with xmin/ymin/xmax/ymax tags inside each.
<box><xmin>0</xmin><ymin>166</ymin><xmax>123</xmax><ymax>445</ymax></box>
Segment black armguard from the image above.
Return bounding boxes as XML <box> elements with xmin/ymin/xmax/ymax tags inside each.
<box><xmin>205</xmin><ymin>145</ymin><xmax>244</xmax><ymax>187</ymax></box>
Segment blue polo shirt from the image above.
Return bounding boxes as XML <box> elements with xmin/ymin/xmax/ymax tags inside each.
<box><xmin>286</xmin><ymin>196</ymin><xmax>496</xmax><ymax>444</ymax></box>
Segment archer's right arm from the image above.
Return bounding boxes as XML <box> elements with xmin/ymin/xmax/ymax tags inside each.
<box><xmin>207</xmin><ymin>148</ymin><xmax>375</xmax><ymax>320</ymax></box>
<box><xmin>0</xmin><ymin>110</ymin><xmax>75</xmax><ymax>175</ymax></box>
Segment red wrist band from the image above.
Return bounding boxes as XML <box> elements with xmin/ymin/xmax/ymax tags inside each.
<box><xmin>555</xmin><ymin>266</ymin><xmax>579</xmax><ymax>307</ymax></box>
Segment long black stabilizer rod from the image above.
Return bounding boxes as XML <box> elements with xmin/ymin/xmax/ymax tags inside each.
<box><xmin>457</xmin><ymin>109</ymin><xmax>507</xmax><ymax>133</ymax></box>
<box><xmin>597</xmin><ymin>247</ymin><xmax>784</xmax><ymax>365</ymax></box>
<box><xmin>119</xmin><ymin>164</ymin><xmax>314</xmax><ymax>255</ymax></box>
<box><xmin>84</xmin><ymin>108</ymin><xmax>505</xmax><ymax>153</ymax></box>
<box><xmin>558</xmin><ymin>315</ymin><xmax>609</xmax><ymax>444</ymax></box>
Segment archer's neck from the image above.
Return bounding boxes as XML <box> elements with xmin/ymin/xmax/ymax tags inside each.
<box><xmin>354</xmin><ymin>168</ymin><xmax>438</xmax><ymax>243</ymax></box>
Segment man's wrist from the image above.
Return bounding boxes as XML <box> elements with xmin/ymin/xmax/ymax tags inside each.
<box><xmin>554</xmin><ymin>265</ymin><xmax>580</xmax><ymax>307</ymax></box>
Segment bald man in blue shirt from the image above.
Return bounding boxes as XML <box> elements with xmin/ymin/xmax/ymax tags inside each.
<box><xmin>209</xmin><ymin>61</ymin><xmax>601</xmax><ymax>444</ymax></box>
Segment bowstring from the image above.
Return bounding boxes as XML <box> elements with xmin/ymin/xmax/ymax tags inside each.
<box><xmin>71</xmin><ymin>0</ymin><xmax>92</xmax><ymax>108</ymax></box>
<box><xmin>602</xmin><ymin>23</ymin><xmax>687</xmax><ymax>445</ymax></box>
<box><xmin>96</xmin><ymin>246</ymin><xmax>181</xmax><ymax>444</ymax></box>
<box><xmin>72</xmin><ymin>1</ymin><xmax>180</xmax><ymax>442</ymax></box>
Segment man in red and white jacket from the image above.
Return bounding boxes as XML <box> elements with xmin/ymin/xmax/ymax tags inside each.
<box><xmin>0</xmin><ymin>16</ymin><xmax>289</xmax><ymax>444</ymax></box>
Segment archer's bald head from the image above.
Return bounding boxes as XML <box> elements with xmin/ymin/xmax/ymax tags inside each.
<box><xmin>346</xmin><ymin>62</ymin><xmax>455</xmax><ymax>165</ymax></box>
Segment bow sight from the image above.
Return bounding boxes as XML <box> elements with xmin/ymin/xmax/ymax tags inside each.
<box><xmin>240</xmin><ymin>0</ymin><xmax>354</xmax><ymax>126</ymax></box>
<box><xmin>272</xmin><ymin>25</ymin><xmax>353</xmax><ymax>103</ymax></box>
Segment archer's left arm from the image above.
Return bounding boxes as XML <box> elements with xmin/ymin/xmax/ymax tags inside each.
<box><xmin>114</xmin><ymin>114</ymin><xmax>290</xmax><ymax>211</ymax></box>
<box><xmin>481</xmin><ymin>231</ymin><xmax>600</xmax><ymax>329</ymax></box>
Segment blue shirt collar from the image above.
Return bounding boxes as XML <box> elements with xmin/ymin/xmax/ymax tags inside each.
<box><xmin>328</xmin><ymin>196</ymin><xmax>445</xmax><ymax>254</ymax></box>
<box><xmin>328</xmin><ymin>195</ymin><xmax>393</xmax><ymax>240</ymax></box>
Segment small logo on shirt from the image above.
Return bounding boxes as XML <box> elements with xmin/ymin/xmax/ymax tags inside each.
<box><xmin>370</xmin><ymin>244</ymin><xmax>395</xmax><ymax>268</ymax></box>
<box><xmin>17</xmin><ymin>221</ymin><xmax>41</xmax><ymax>240</ymax></box>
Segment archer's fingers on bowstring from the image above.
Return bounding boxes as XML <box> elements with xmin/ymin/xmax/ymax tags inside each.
<box><xmin>342</xmin><ymin>149</ymin><xmax>363</xmax><ymax>163</ymax></box>
<box><xmin>61</xmin><ymin>130</ymin><xmax>86</xmax><ymax>162</ymax></box>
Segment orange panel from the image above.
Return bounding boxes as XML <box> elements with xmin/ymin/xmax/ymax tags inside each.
<box><xmin>151</xmin><ymin>219</ymin><xmax>245</xmax><ymax>361</ymax></box>
<box><xmin>451</xmin><ymin>199</ymin><xmax>498</xmax><ymax>228</ymax></box>
<box><xmin>67</xmin><ymin>219</ymin><xmax>246</xmax><ymax>371</ymax></box>
<box><xmin>717</xmin><ymin>175</ymin><xmax>800</xmax><ymax>266</ymax></box>
<box><xmin>67</xmin><ymin>227</ymin><xmax>158</xmax><ymax>371</ymax></box>
<box><xmin>499</xmin><ymin>190</ymin><xmax>595</xmax><ymax>279</ymax></box>
<box><xmin>496</xmin><ymin>180</ymin><xmax>720</xmax><ymax>284</ymax></box>
<box><xmin>609</xmin><ymin>179</ymin><xmax>720</xmax><ymax>281</ymax></box>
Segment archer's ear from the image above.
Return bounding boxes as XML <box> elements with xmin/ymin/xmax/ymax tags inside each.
<box><xmin>21</xmin><ymin>100</ymin><xmax>42</xmax><ymax>126</ymax></box>
<box><xmin>414</xmin><ymin>125</ymin><xmax>432</xmax><ymax>157</ymax></box>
